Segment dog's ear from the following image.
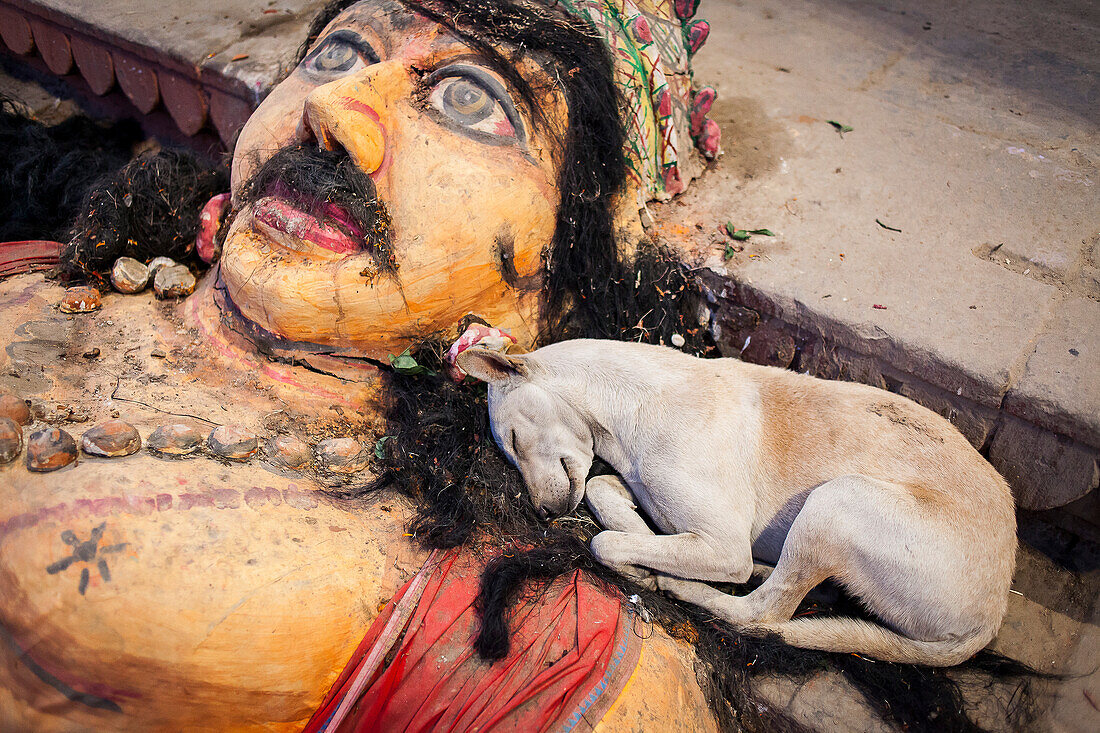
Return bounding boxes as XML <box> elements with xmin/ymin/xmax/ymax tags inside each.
<box><xmin>456</xmin><ymin>347</ymin><xmax>529</xmax><ymax>383</ymax></box>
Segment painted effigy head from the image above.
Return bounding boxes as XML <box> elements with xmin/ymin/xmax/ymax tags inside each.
<box><xmin>221</xmin><ymin>0</ymin><xmax>718</xmax><ymax>360</ymax></box>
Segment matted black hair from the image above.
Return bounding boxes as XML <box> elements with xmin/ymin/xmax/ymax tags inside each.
<box><xmin>58</xmin><ymin>150</ymin><xmax>227</xmax><ymax>280</ymax></box>
<box><xmin>0</xmin><ymin>98</ymin><xmax>139</xmax><ymax>244</ymax></box>
<box><xmin>0</xmin><ymin>97</ymin><xmax>227</xmax><ymax>282</ymax></box>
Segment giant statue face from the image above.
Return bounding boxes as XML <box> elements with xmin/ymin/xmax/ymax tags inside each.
<box><xmin>0</xmin><ymin>1</ymin><xmax>723</xmax><ymax>730</ymax></box>
<box><xmin>221</xmin><ymin>0</ymin><xmax>568</xmax><ymax>358</ymax></box>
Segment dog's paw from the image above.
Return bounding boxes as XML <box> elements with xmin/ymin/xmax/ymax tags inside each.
<box><xmin>655</xmin><ymin>575</ymin><xmax>694</xmax><ymax>599</ymax></box>
<box><xmin>589</xmin><ymin>530</ymin><xmax>625</xmax><ymax>567</ymax></box>
<box><xmin>611</xmin><ymin>562</ymin><xmax>657</xmax><ymax>590</ymax></box>
<box><xmin>631</xmin><ymin>571</ymin><xmax>657</xmax><ymax>591</ymax></box>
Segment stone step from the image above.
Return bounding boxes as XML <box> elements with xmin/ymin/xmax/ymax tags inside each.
<box><xmin>0</xmin><ymin>0</ymin><xmax>326</xmax><ymax>147</ymax></box>
<box><xmin>655</xmin><ymin>0</ymin><xmax>1099</xmax><ymax>516</ymax></box>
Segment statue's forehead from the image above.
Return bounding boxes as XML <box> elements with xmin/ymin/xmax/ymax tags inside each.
<box><xmin>338</xmin><ymin>0</ymin><xmax>421</xmax><ymax>28</ymax></box>
<box><xmin>319</xmin><ymin>0</ymin><xmax>472</xmax><ymax>57</ymax></box>
<box><xmin>311</xmin><ymin>0</ymin><xmax>565</xmax><ymax>131</ymax></box>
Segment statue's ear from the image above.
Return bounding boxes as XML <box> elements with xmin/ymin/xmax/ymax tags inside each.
<box><xmin>456</xmin><ymin>347</ymin><xmax>529</xmax><ymax>383</ymax></box>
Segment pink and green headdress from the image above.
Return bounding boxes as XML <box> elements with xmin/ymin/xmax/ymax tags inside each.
<box><xmin>558</xmin><ymin>0</ymin><xmax>720</xmax><ymax>208</ymax></box>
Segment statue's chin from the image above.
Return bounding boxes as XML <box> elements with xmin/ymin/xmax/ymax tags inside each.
<box><xmin>215</xmin><ymin>217</ymin><xmax>415</xmax><ymax>361</ymax></box>
<box><xmin>201</xmin><ymin>272</ymin><xmax>384</xmax><ymax>387</ymax></box>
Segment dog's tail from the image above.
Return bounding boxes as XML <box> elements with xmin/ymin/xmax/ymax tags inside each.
<box><xmin>770</xmin><ymin>615</ymin><xmax>993</xmax><ymax>667</ymax></box>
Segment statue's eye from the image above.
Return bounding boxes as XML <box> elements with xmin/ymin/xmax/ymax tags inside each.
<box><xmin>304</xmin><ymin>30</ymin><xmax>377</xmax><ymax>77</ymax></box>
<box><xmin>428</xmin><ymin>65</ymin><xmax>521</xmax><ymax>141</ymax></box>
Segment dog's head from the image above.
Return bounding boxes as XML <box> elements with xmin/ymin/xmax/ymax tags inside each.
<box><xmin>457</xmin><ymin>347</ymin><xmax>593</xmax><ymax>519</ymax></box>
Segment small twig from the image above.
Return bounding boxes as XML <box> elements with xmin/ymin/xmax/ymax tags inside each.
<box><xmin>551</xmin><ymin>516</ymin><xmax>599</xmax><ymax>526</ymax></box>
<box><xmin>110</xmin><ymin>375</ymin><xmax>219</xmax><ymax>426</ymax></box>
<box><xmin>875</xmin><ymin>218</ymin><xmax>902</xmax><ymax>233</ymax></box>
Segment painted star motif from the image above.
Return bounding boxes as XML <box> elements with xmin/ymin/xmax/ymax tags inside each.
<box><xmin>46</xmin><ymin>523</ymin><xmax>128</xmax><ymax>595</ymax></box>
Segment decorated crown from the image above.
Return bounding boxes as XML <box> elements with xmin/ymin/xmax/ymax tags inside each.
<box><xmin>558</xmin><ymin>0</ymin><xmax>720</xmax><ymax>208</ymax></box>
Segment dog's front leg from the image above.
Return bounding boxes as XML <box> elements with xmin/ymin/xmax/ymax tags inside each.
<box><xmin>589</xmin><ymin>528</ymin><xmax>754</xmax><ymax>584</ymax></box>
<box><xmin>585</xmin><ymin>475</ymin><xmax>652</xmax><ymax>535</ymax></box>
<box><xmin>585</xmin><ymin>475</ymin><xmax>656</xmax><ymax>588</ymax></box>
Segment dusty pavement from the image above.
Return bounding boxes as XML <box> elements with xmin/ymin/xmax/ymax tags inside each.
<box><xmin>661</xmin><ymin>0</ymin><xmax>1099</xmax><ymax>517</ymax></box>
<box><xmin>659</xmin><ymin>1</ymin><xmax>1099</xmax><ymax>727</ymax></box>
<box><xmin>2</xmin><ymin>0</ymin><xmax>1098</xmax><ymax>730</ymax></box>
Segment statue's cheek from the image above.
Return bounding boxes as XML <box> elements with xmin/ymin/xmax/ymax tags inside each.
<box><xmin>231</xmin><ymin>74</ymin><xmax>316</xmax><ymax>197</ymax></box>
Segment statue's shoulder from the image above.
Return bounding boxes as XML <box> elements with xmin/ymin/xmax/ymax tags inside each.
<box><xmin>0</xmin><ymin>273</ymin><xmax>65</xmax><ymax>320</ymax></box>
<box><xmin>0</xmin><ymin>276</ymin><xmax>179</xmax><ymax>400</ymax></box>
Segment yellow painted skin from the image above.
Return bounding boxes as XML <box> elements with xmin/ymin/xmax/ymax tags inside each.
<box><xmin>222</xmin><ymin>2</ymin><xmax>562</xmax><ymax>359</ymax></box>
<box><xmin>0</xmin><ymin>276</ymin><xmax>428</xmax><ymax>731</ymax></box>
<box><xmin>0</xmin><ymin>2</ymin><xmax>719</xmax><ymax>728</ymax></box>
<box><xmin>0</xmin><ymin>276</ymin><xmax>716</xmax><ymax>732</ymax></box>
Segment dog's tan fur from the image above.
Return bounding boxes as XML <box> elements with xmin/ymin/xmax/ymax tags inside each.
<box><xmin>456</xmin><ymin>339</ymin><xmax>1017</xmax><ymax>666</ymax></box>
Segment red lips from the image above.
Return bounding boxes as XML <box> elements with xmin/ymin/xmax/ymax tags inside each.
<box><xmin>252</xmin><ymin>197</ymin><xmax>364</xmax><ymax>255</ymax></box>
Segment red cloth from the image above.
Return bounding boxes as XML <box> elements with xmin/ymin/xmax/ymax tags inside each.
<box><xmin>305</xmin><ymin>549</ymin><xmax>640</xmax><ymax>733</ymax></box>
<box><xmin>0</xmin><ymin>240</ymin><xmax>61</xmax><ymax>277</ymax></box>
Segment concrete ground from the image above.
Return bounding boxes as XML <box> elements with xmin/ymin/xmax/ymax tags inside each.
<box><xmin>663</xmin><ymin>0</ymin><xmax>1098</xmax><ymax>515</ymax></box>
<box><xmin>667</xmin><ymin>1</ymin><xmax>1100</xmax><ymax>728</ymax></box>
<box><xmin>2</xmin><ymin>0</ymin><xmax>1098</xmax><ymax>730</ymax></box>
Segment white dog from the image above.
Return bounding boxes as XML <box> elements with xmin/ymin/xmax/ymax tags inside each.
<box><xmin>456</xmin><ymin>339</ymin><xmax>1017</xmax><ymax>666</ymax></box>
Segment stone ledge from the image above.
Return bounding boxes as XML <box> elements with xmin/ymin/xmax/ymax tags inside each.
<box><xmin>0</xmin><ymin>0</ymin><xmax>324</xmax><ymax>147</ymax></box>
<box><xmin>695</xmin><ymin>268</ymin><xmax>1099</xmax><ymax>514</ymax></box>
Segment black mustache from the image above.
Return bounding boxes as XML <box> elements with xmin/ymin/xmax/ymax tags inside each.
<box><xmin>235</xmin><ymin>145</ymin><xmax>395</xmax><ymax>273</ymax></box>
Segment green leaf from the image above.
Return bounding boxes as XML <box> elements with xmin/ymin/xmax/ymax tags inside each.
<box><xmin>724</xmin><ymin>244</ymin><xmax>737</xmax><ymax>260</ymax></box>
<box><xmin>725</xmin><ymin>223</ymin><xmax>773</xmax><ymax>250</ymax></box>
<box><xmin>373</xmin><ymin>435</ymin><xmax>392</xmax><ymax>460</ymax></box>
<box><xmin>389</xmin><ymin>348</ymin><xmax>429</xmax><ymax>376</ymax></box>
<box><xmin>724</xmin><ymin>222</ymin><xmax>752</xmax><ymax>241</ymax></box>
<box><xmin>827</xmin><ymin>120</ymin><xmax>854</xmax><ymax>134</ymax></box>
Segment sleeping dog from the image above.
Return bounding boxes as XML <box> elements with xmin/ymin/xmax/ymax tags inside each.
<box><xmin>456</xmin><ymin>339</ymin><xmax>1016</xmax><ymax>666</ymax></box>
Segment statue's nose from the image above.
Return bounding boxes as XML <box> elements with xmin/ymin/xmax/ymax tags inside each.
<box><xmin>299</xmin><ymin>62</ymin><xmax>407</xmax><ymax>175</ymax></box>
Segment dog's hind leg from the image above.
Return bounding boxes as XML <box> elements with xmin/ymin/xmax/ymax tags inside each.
<box><xmin>660</xmin><ymin>475</ymin><xmax>885</xmax><ymax>627</ymax></box>
<box><xmin>657</xmin><ymin>558</ymin><xmax>828</xmax><ymax>627</ymax></box>
<box><xmin>659</xmin><ymin>475</ymin><xmax>999</xmax><ymax>664</ymax></box>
